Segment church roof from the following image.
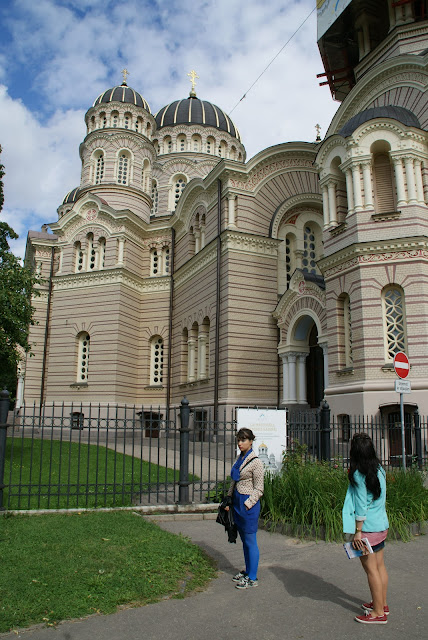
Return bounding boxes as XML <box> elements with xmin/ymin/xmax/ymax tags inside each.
<box><xmin>93</xmin><ymin>84</ymin><xmax>151</xmax><ymax>113</ymax></box>
<box><xmin>62</xmin><ymin>187</ymin><xmax>83</xmax><ymax>205</ymax></box>
<box><xmin>339</xmin><ymin>106</ymin><xmax>421</xmax><ymax>137</ymax></box>
<box><xmin>155</xmin><ymin>96</ymin><xmax>241</xmax><ymax>141</ymax></box>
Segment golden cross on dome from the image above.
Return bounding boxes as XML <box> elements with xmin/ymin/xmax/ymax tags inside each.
<box><xmin>122</xmin><ymin>68</ymin><xmax>129</xmax><ymax>84</ymax></box>
<box><xmin>187</xmin><ymin>69</ymin><xmax>199</xmax><ymax>94</ymax></box>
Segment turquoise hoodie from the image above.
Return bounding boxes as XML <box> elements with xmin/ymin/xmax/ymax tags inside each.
<box><xmin>342</xmin><ymin>467</ymin><xmax>389</xmax><ymax>534</ymax></box>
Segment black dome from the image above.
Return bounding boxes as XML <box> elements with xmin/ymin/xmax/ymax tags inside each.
<box><xmin>62</xmin><ymin>187</ymin><xmax>83</xmax><ymax>205</ymax></box>
<box><xmin>93</xmin><ymin>84</ymin><xmax>151</xmax><ymax>113</ymax></box>
<box><xmin>339</xmin><ymin>106</ymin><xmax>421</xmax><ymax>137</ymax></box>
<box><xmin>155</xmin><ymin>96</ymin><xmax>241</xmax><ymax>141</ymax></box>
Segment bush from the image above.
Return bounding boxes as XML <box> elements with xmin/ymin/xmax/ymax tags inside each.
<box><xmin>261</xmin><ymin>443</ymin><xmax>428</xmax><ymax>542</ymax></box>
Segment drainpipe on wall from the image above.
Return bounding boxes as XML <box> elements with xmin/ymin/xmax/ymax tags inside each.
<box><xmin>39</xmin><ymin>246</ymin><xmax>55</xmax><ymax>411</ymax></box>
<box><xmin>214</xmin><ymin>179</ymin><xmax>222</xmax><ymax>425</ymax></box>
<box><xmin>166</xmin><ymin>227</ymin><xmax>175</xmax><ymax>419</ymax></box>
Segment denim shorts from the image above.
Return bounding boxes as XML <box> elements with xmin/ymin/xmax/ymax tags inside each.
<box><xmin>371</xmin><ymin>540</ymin><xmax>385</xmax><ymax>553</ymax></box>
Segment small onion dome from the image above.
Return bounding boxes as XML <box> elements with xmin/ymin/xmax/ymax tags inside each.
<box><xmin>93</xmin><ymin>83</ymin><xmax>151</xmax><ymax>113</ymax></box>
<box><xmin>339</xmin><ymin>106</ymin><xmax>421</xmax><ymax>137</ymax></box>
<box><xmin>62</xmin><ymin>187</ymin><xmax>83</xmax><ymax>205</ymax></box>
<box><xmin>155</xmin><ymin>96</ymin><xmax>241</xmax><ymax>141</ymax></box>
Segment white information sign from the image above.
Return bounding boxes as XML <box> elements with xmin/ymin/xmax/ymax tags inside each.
<box><xmin>317</xmin><ymin>0</ymin><xmax>353</xmax><ymax>39</ymax></box>
<box><xmin>395</xmin><ymin>380</ymin><xmax>411</xmax><ymax>394</ymax></box>
<box><xmin>236</xmin><ymin>408</ymin><xmax>287</xmax><ymax>474</ymax></box>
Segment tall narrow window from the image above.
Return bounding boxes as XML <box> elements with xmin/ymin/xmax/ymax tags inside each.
<box><xmin>111</xmin><ymin>111</ymin><xmax>119</xmax><ymax>128</ymax></box>
<box><xmin>77</xmin><ymin>333</ymin><xmax>90</xmax><ymax>382</ymax></box>
<box><xmin>117</xmin><ymin>151</ymin><xmax>130</xmax><ymax>185</ymax></box>
<box><xmin>100</xmin><ymin>112</ymin><xmax>107</xmax><ymax>128</ymax></box>
<box><xmin>150</xmin><ymin>336</ymin><xmax>164</xmax><ymax>385</ymax></box>
<box><xmin>174</xmin><ymin>176</ymin><xmax>187</xmax><ymax>209</ymax></box>
<box><xmin>373</xmin><ymin>153</ymin><xmax>395</xmax><ymax>213</ymax></box>
<box><xmin>87</xmin><ymin>233</ymin><xmax>96</xmax><ymax>270</ymax></box>
<box><xmin>285</xmin><ymin>234</ymin><xmax>296</xmax><ymax>288</ymax></box>
<box><xmin>99</xmin><ymin>238</ymin><xmax>106</xmax><ymax>268</ymax></box>
<box><xmin>163</xmin><ymin>246</ymin><xmax>170</xmax><ymax>274</ymax></box>
<box><xmin>142</xmin><ymin>159</ymin><xmax>150</xmax><ymax>192</ymax></box>
<box><xmin>178</xmin><ymin>136</ymin><xmax>186</xmax><ymax>151</ymax></box>
<box><xmin>151</xmin><ymin>179</ymin><xmax>158</xmax><ymax>214</ymax></box>
<box><xmin>343</xmin><ymin>294</ymin><xmax>353</xmax><ymax>367</ymax></box>
<box><xmin>150</xmin><ymin>248</ymin><xmax>159</xmax><ymax>276</ymax></box>
<box><xmin>124</xmin><ymin>112</ymin><xmax>131</xmax><ymax>129</ymax></box>
<box><xmin>302</xmin><ymin>225</ymin><xmax>317</xmax><ymax>275</ymax></box>
<box><xmin>75</xmin><ymin>241</ymin><xmax>84</xmax><ymax>272</ymax></box>
<box><xmin>94</xmin><ymin>151</ymin><xmax>104</xmax><ymax>184</ymax></box>
<box><xmin>382</xmin><ymin>285</ymin><xmax>407</xmax><ymax>361</ymax></box>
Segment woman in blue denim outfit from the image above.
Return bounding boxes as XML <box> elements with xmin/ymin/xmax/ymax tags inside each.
<box><xmin>342</xmin><ymin>433</ymin><xmax>389</xmax><ymax>625</ymax></box>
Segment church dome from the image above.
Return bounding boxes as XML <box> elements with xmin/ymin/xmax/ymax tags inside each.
<box><xmin>338</xmin><ymin>106</ymin><xmax>421</xmax><ymax>137</ymax></box>
<box><xmin>93</xmin><ymin>83</ymin><xmax>151</xmax><ymax>113</ymax></box>
<box><xmin>155</xmin><ymin>95</ymin><xmax>241</xmax><ymax>141</ymax></box>
<box><xmin>62</xmin><ymin>187</ymin><xmax>83</xmax><ymax>205</ymax></box>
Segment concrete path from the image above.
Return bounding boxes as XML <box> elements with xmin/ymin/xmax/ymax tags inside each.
<box><xmin>2</xmin><ymin>515</ymin><xmax>427</xmax><ymax>640</ymax></box>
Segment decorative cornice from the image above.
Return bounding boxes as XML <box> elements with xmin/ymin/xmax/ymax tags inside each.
<box><xmin>270</xmin><ymin>195</ymin><xmax>322</xmax><ymax>238</ymax></box>
<box><xmin>320</xmin><ymin>238</ymin><xmax>428</xmax><ymax>278</ymax></box>
<box><xmin>273</xmin><ymin>272</ymin><xmax>326</xmax><ymax>321</ymax></box>
<box><xmin>222</xmin><ymin>231</ymin><xmax>281</xmax><ymax>257</ymax></box>
<box><xmin>53</xmin><ymin>268</ymin><xmax>170</xmax><ymax>294</ymax></box>
<box><xmin>229</xmin><ymin>155</ymin><xmax>316</xmax><ymax>192</ymax></box>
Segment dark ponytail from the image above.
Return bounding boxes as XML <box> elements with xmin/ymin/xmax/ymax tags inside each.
<box><xmin>349</xmin><ymin>433</ymin><xmax>381</xmax><ymax>500</ymax></box>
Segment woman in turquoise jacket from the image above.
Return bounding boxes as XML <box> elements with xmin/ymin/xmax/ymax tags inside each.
<box><xmin>342</xmin><ymin>433</ymin><xmax>389</xmax><ymax>625</ymax></box>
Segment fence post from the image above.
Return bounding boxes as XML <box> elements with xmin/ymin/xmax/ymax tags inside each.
<box><xmin>179</xmin><ymin>397</ymin><xmax>190</xmax><ymax>504</ymax></box>
<box><xmin>414</xmin><ymin>409</ymin><xmax>422</xmax><ymax>469</ymax></box>
<box><xmin>320</xmin><ymin>400</ymin><xmax>331</xmax><ymax>462</ymax></box>
<box><xmin>0</xmin><ymin>388</ymin><xmax>10</xmax><ymax>511</ymax></box>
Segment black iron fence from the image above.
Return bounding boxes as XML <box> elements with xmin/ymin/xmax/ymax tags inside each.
<box><xmin>0</xmin><ymin>391</ymin><xmax>426</xmax><ymax>511</ymax></box>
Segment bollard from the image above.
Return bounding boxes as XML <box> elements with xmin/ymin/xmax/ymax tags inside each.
<box><xmin>179</xmin><ymin>397</ymin><xmax>190</xmax><ymax>504</ymax></box>
<box><xmin>320</xmin><ymin>400</ymin><xmax>331</xmax><ymax>462</ymax></box>
<box><xmin>0</xmin><ymin>388</ymin><xmax>10</xmax><ymax>510</ymax></box>
<box><xmin>414</xmin><ymin>409</ymin><xmax>423</xmax><ymax>470</ymax></box>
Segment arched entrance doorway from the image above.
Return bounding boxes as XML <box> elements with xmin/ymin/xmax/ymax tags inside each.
<box><xmin>306</xmin><ymin>323</ymin><xmax>324</xmax><ymax>408</ymax></box>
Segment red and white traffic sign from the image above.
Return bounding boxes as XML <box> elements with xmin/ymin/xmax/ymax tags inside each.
<box><xmin>393</xmin><ymin>352</ymin><xmax>410</xmax><ymax>379</ymax></box>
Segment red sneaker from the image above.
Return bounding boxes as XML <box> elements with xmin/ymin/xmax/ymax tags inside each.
<box><xmin>355</xmin><ymin>612</ymin><xmax>388</xmax><ymax>625</ymax></box>
<box><xmin>362</xmin><ymin>601</ymin><xmax>390</xmax><ymax>615</ymax></box>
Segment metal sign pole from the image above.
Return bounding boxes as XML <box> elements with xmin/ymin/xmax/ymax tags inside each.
<box><xmin>400</xmin><ymin>391</ymin><xmax>406</xmax><ymax>470</ymax></box>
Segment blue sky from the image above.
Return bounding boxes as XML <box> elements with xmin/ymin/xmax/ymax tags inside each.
<box><xmin>0</xmin><ymin>0</ymin><xmax>339</xmax><ymax>258</ymax></box>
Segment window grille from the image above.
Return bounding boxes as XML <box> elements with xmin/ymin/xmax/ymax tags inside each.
<box><xmin>95</xmin><ymin>153</ymin><xmax>104</xmax><ymax>184</ymax></box>
<box><xmin>302</xmin><ymin>225</ymin><xmax>317</xmax><ymax>274</ymax></box>
<box><xmin>118</xmin><ymin>153</ymin><xmax>129</xmax><ymax>185</ymax></box>
<box><xmin>151</xmin><ymin>337</ymin><xmax>164</xmax><ymax>385</ymax></box>
<box><xmin>383</xmin><ymin>286</ymin><xmax>406</xmax><ymax>360</ymax></box>
<box><xmin>151</xmin><ymin>180</ymin><xmax>158</xmax><ymax>214</ymax></box>
<box><xmin>151</xmin><ymin>249</ymin><xmax>159</xmax><ymax>275</ymax></box>
<box><xmin>174</xmin><ymin>177</ymin><xmax>186</xmax><ymax>209</ymax></box>
<box><xmin>78</xmin><ymin>333</ymin><xmax>90</xmax><ymax>381</ymax></box>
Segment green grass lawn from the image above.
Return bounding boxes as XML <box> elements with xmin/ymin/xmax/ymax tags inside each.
<box><xmin>0</xmin><ymin>511</ymin><xmax>216</xmax><ymax>633</ymax></box>
<box><xmin>4</xmin><ymin>437</ymin><xmax>185</xmax><ymax>510</ymax></box>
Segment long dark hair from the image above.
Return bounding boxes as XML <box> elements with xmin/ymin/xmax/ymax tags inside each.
<box><xmin>349</xmin><ymin>433</ymin><xmax>381</xmax><ymax>499</ymax></box>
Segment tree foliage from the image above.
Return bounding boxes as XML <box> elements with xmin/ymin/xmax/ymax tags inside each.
<box><xmin>0</xmin><ymin>146</ymin><xmax>39</xmax><ymax>392</ymax></box>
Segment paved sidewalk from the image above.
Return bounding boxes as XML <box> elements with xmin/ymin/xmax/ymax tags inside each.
<box><xmin>2</xmin><ymin>515</ymin><xmax>427</xmax><ymax>640</ymax></box>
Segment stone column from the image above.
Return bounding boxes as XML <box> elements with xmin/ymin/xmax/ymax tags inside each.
<box><xmin>117</xmin><ymin>238</ymin><xmax>125</xmax><ymax>265</ymax></box>
<box><xmin>228</xmin><ymin>195</ymin><xmax>237</xmax><ymax>228</ymax></box>
<box><xmin>56</xmin><ymin>248</ymin><xmax>63</xmax><ymax>275</ymax></box>
<box><xmin>288</xmin><ymin>354</ymin><xmax>297</xmax><ymax>404</ymax></box>
<box><xmin>327</xmin><ymin>181</ymin><xmax>338</xmax><ymax>226</ymax></box>
<box><xmin>404</xmin><ymin>157</ymin><xmax>417</xmax><ymax>203</ymax></box>
<box><xmin>414</xmin><ymin>160</ymin><xmax>425</xmax><ymax>204</ymax></box>
<box><xmin>188</xmin><ymin>337</ymin><xmax>196</xmax><ymax>382</ymax></box>
<box><xmin>15</xmin><ymin>373</ymin><xmax>25</xmax><ymax>410</ymax></box>
<box><xmin>393</xmin><ymin>158</ymin><xmax>407</xmax><ymax>206</ymax></box>
<box><xmin>321</xmin><ymin>184</ymin><xmax>330</xmax><ymax>228</ymax></box>
<box><xmin>281</xmin><ymin>354</ymin><xmax>289</xmax><ymax>404</ymax></box>
<box><xmin>200</xmin><ymin>225</ymin><xmax>206</xmax><ymax>249</ymax></box>
<box><xmin>194</xmin><ymin>230</ymin><xmax>201</xmax><ymax>254</ymax></box>
<box><xmin>352</xmin><ymin>163</ymin><xmax>363</xmax><ymax>211</ymax></box>
<box><xmin>297</xmin><ymin>354</ymin><xmax>307</xmax><ymax>404</ymax></box>
<box><xmin>320</xmin><ymin>342</ymin><xmax>329</xmax><ymax>391</ymax></box>
<box><xmin>345</xmin><ymin>168</ymin><xmax>354</xmax><ymax>215</ymax></box>
<box><xmin>362</xmin><ymin>161</ymin><xmax>374</xmax><ymax>209</ymax></box>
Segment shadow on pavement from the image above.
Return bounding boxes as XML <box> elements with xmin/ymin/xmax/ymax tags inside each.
<box><xmin>269</xmin><ymin>566</ymin><xmax>361</xmax><ymax>613</ymax></box>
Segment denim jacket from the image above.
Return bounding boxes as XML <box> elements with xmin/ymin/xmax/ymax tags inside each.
<box><xmin>342</xmin><ymin>467</ymin><xmax>389</xmax><ymax>534</ymax></box>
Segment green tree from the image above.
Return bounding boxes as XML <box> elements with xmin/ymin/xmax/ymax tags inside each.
<box><xmin>0</xmin><ymin>146</ymin><xmax>39</xmax><ymax>395</ymax></box>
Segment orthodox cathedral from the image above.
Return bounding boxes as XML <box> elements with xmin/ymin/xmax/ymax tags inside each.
<box><xmin>22</xmin><ymin>0</ymin><xmax>428</xmax><ymax>426</ymax></box>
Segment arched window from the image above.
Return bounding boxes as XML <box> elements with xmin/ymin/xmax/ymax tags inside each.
<box><xmin>117</xmin><ymin>151</ymin><xmax>131</xmax><ymax>185</ymax></box>
<box><xmin>302</xmin><ymin>224</ymin><xmax>317</xmax><ymax>275</ymax></box>
<box><xmin>150</xmin><ymin>336</ymin><xmax>164</xmax><ymax>385</ymax></box>
<box><xmin>338</xmin><ymin>294</ymin><xmax>353</xmax><ymax>368</ymax></box>
<box><xmin>285</xmin><ymin>234</ymin><xmax>296</xmax><ymax>288</ymax></box>
<box><xmin>163</xmin><ymin>136</ymin><xmax>172</xmax><ymax>153</ymax></box>
<box><xmin>163</xmin><ymin>246</ymin><xmax>170</xmax><ymax>274</ymax></box>
<box><xmin>99</xmin><ymin>112</ymin><xmax>107</xmax><ymax>128</ymax></box>
<box><xmin>192</xmin><ymin>135</ymin><xmax>201</xmax><ymax>152</ymax></box>
<box><xmin>111</xmin><ymin>110</ymin><xmax>119</xmax><ymax>128</ymax></box>
<box><xmin>151</xmin><ymin>179</ymin><xmax>158</xmax><ymax>214</ymax></box>
<box><xmin>373</xmin><ymin>152</ymin><xmax>395</xmax><ymax>213</ymax></box>
<box><xmin>77</xmin><ymin>332</ymin><xmax>90</xmax><ymax>382</ymax></box>
<box><xmin>178</xmin><ymin>135</ymin><xmax>186</xmax><ymax>152</ymax></box>
<box><xmin>124</xmin><ymin>112</ymin><xmax>132</xmax><ymax>129</ymax></box>
<box><xmin>181</xmin><ymin>328</ymin><xmax>188</xmax><ymax>382</ymax></box>
<box><xmin>150</xmin><ymin>248</ymin><xmax>159</xmax><ymax>276</ymax></box>
<box><xmin>173</xmin><ymin>175</ymin><xmax>187</xmax><ymax>209</ymax></box>
<box><xmin>87</xmin><ymin>233</ymin><xmax>96</xmax><ymax>270</ymax></box>
<box><xmin>146</xmin><ymin>122</ymin><xmax>151</xmax><ymax>138</ymax></box>
<box><xmin>198</xmin><ymin>318</ymin><xmax>210</xmax><ymax>379</ymax></box>
<box><xmin>206</xmin><ymin>136</ymin><xmax>215</xmax><ymax>154</ymax></box>
<box><xmin>75</xmin><ymin>241</ymin><xmax>84</xmax><ymax>272</ymax></box>
<box><xmin>142</xmin><ymin>159</ymin><xmax>150</xmax><ymax>192</ymax></box>
<box><xmin>94</xmin><ymin>150</ymin><xmax>104</xmax><ymax>184</ymax></box>
<box><xmin>382</xmin><ymin>285</ymin><xmax>407</xmax><ymax>361</ymax></box>
<box><xmin>135</xmin><ymin>117</ymin><xmax>143</xmax><ymax>132</ymax></box>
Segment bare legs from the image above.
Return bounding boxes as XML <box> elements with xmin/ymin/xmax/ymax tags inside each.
<box><xmin>360</xmin><ymin>549</ymin><xmax>388</xmax><ymax>617</ymax></box>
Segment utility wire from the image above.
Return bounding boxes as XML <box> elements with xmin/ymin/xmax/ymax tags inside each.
<box><xmin>228</xmin><ymin>4</ymin><xmax>317</xmax><ymax>115</ymax></box>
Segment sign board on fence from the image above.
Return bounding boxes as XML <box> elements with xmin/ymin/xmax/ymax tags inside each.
<box><xmin>395</xmin><ymin>379</ymin><xmax>411</xmax><ymax>394</ymax></box>
<box><xmin>236</xmin><ymin>408</ymin><xmax>286</xmax><ymax>474</ymax></box>
<box><xmin>393</xmin><ymin>352</ymin><xmax>410</xmax><ymax>379</ymax></box>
